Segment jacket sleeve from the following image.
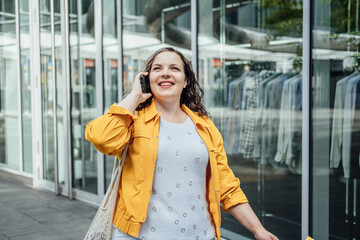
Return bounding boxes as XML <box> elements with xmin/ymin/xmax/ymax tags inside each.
<box><xmin>209</xmin><ymin>120</ymin><xmax>249</xmax><ymax>211</ymax></box>
<box><xmin>85</xmin><ymin>103</ymin><xmax>135</xmax><ymax>156</ymax></box>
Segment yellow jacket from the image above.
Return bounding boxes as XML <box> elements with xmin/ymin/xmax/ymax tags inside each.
<box><xmin>85</xmin><ymin>100</ymin><xmax>248</xmax><ymax>239</ymax></box>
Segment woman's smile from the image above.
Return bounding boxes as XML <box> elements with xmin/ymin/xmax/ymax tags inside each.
<box><xmin>158</xmin><ymin>80</ymin><xmax>175</xmax><ymax>88</ymax></box>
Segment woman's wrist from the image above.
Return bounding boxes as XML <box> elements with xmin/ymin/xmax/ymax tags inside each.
<box><xmin>252</xmin><ymin>225</ymin><xmax>265</xmax><ymax>235</ymax></box>
<box><xmin>117</xmin><ymin>91</ymin><xmax>142</xmax><ymax>113</ymax></box>
<box><xmin>127</xmin><ymin>91</ymin><xmax>143</xmax><ymax>106</ymax></box>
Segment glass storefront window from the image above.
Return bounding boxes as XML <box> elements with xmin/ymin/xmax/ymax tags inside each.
<box><xmin>40</xmin><ymin>0</ymin><xmax>55</xmax><ymax>181</ymax></box>
<box><xmin>0</xmin><ymin>1</ymin><xmax>20</xmax><ymax>170</ymax></box>
<box><xmin>198</xmin><ymin>1</ymin><xmax>303</xmax><ymax>239</ymax></box>
<box><xmin>20</xmin><ymin>0</ymin><xmax>33</xmax><ymax>174</ymax></box>
<box><xmin>312</xmin><ymin>0</ymin><xmax>360</xmax><ymax>239</ymax></box>
<box><xmin>69</xmin><ymin>0</ymin><xmax>98</xmax><ymax>194</ymax></box>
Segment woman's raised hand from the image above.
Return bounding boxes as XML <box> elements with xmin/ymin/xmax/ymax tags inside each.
<box><xmin>117</xmin><ymin>72</ymin><xmax>152</xmax><ymax>113</ymax></box>
<box><xmin>130</xmin><ymin>72</ymin><xmax>152</xmax><ymax>105</ymax></box>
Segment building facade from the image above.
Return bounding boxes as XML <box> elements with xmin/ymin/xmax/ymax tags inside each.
<box><xmin>0</xmin><ymin>0</ymin><xmax>359</xmax><ymax>239</ymax></box>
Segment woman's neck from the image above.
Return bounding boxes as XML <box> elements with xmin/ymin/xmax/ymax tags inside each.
<box><xmin>154</xmin><ymin>100</ymin><xmax>187</xmax><ymax>123</ymax></box>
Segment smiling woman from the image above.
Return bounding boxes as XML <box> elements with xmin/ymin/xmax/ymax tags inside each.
<box><xmin>85</xmin><ymin>47</ymin><xmax>278</xmax><ymax>240</ymax></box>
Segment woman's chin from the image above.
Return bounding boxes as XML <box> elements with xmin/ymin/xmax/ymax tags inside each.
<box><xmin>153</xmin><ymin>93</ymin><xmax>181</xmax><ymax>103</ymax></box>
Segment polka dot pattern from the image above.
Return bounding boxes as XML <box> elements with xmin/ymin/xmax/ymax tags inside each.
<box><xmin>137</xmin><ymin>116</ymin><xmax>215</xmax><ymax>240</ymax></box>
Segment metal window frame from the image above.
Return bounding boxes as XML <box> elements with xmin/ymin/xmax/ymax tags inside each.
<box><xmin>95</xmin><ymin>0</ymin><xmax>105</xmax><ymax>201</ymax></box>
<box><xmin>117</xmin><ymin>0</ymin><xmax>123</xmax><ymax>101</ymax></box>
<box><xmin>302</xmin><ymin>0</ymin><xmax>311</xmax><ymax>239</ymax></box>
<box><xmin>50</xmin><ymin>0</ymin><xmax>59</xmax><ymax>196</ymax></box>
<box><xmin>15</xmin><ymin>0</ymin><xmax>24</xmax><ymax>173</ymax></box>
<box><xmin>61</xmin><ymin>0</ymin><xmax>73</xmax><ymax>199</ymax></box>
<box><xmin>29</xmin><ymin>0</ymin><xmax>43</xmax><ymax>189</ymax></box>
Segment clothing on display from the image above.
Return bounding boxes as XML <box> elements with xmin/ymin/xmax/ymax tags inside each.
<box><xmin>330</xmin><ymin>70</ymin><xmax>360</xmax><ymax>179</ymax></box>
<box><xmin>223</xmin><ymin>68</ymin><xmax>303</xmax><ymax>173</ymax></box>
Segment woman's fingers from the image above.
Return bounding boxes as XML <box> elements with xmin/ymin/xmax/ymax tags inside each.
<box><xmin>131</xmin><ymin>72</ymin><xmax>152</xmax><ymax>104</ymax></box>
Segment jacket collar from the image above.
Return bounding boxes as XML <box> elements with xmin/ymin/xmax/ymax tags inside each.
<box><xmin>181</xmin><ymin>104</ymin><xmax>210</xmax><ymax>128</ymax></box>
<box><xmin>144</xmin><ymin>99</ymin><xmax>159</xmax><ymax>122</ymax></box>
<box><xmin>143</xmin><ymin>99</ymin><xmax>210</xmax><ymax>128</ymax></box>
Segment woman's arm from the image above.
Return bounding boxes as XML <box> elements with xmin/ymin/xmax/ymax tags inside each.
<box><xmin>205</xmin><ymin>119</ymin><xmax>278</xmax><ymax>239</ymax></box>
<box><xmin>228</xmin><ymin>203</ymin><xmax>278</xmax><ymax>240</ymax></box>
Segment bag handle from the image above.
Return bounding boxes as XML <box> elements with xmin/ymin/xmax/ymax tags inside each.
<box><xmin>100</xmin><ymin>140</ymin><xmax>130</xmax><ymax>210</ymax></box>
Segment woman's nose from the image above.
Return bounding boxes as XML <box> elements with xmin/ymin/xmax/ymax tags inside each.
<box><xmin>161</xmin><ymin>68</ymin><xmax>170</xmax><ymax>77</ymax></box>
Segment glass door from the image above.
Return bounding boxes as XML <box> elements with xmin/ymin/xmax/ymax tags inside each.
<box><xmin>69</xmin><ymin>0</ymin><xmax>99</xmax><ymax>196</ymax></box>
<box><xmin>39</xmin><ymin>0</ymin><xmax>55</xmax><ymax>184</ymax></box>
<box><xmin>37</xmin><ymin>0</ymin><xmax>65</xmax><ymax>193</ymax></box>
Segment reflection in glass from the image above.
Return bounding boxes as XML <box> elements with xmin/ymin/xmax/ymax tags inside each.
<box><xmin>122</xmin><ymin>0</ymin><xmax>191</xmax><ymax>96</ymax></box>
<box><xmin>20</xmin><ymin>0</ymin><xmax>32</xmax><ymax>173</ymax></box>
<box><xmin>40</xmin><ymin>0</ymin><xmax>55</xmax><ymax>181</ymax></box>
<box><xmin>70</xmin><ymin>0</ymin><xmax>98</xmax><ymax>194</ymax></box>
<box><xmin>312</xmin><ymin>0</ymin><xmax>360</xmax><ymax>239</ymax></box>
<box><xmin>0</xmin><ymin>1</ymin><xmax>20</xmax><ymax>170</ymax></box>
<box><xmin>198</xmin><ymin>1</ymin><xmax>302</xmax><ymax>239</ymax></box>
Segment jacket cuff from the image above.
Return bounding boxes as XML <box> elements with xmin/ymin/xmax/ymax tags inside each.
<box><xmin>108</xmin><ymin>103</ymin><xmax>136</xmax><ymax>127</ymax></box>
<box><xmin>222</xmin><ymin>189</ymin><xmax>249</xmax><ymax>212</ymax></box>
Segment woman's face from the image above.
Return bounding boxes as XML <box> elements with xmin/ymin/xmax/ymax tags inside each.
<box><xmin>149</xmin><ymin>51</ymin><xmax>187</xmax><ymax>104</ymax></box>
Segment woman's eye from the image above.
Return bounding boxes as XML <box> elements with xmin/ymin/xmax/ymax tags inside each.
<box><xmin>172</xmin><ymin>67</ymin><xmax>180</xmax><ymax>71</ymax></box>
<box><xmin>152</xmin><ymin>67</ymin><xmax>160</xmax><ymax>70</ymax></box>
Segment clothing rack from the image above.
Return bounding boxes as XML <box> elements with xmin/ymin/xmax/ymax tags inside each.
<box><xmin>255</xmin><ymin>71</ymin><xmax>302</xmax><ymax>227</ymax></box>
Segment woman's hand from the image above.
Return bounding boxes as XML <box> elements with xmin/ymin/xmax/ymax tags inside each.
<box><xmin>117</xmin><ymin>72</ymin><xmax>152</xmax><ymax>113</ymax></box>
<box><xmin>254</xmin><ymin>227</ymin><xmax>279</xmax><ymax>240</ymax></box>
<box><xmin>129</xmin><ymin>72</ymin><xmax>152</xmax><ymax>105</ymax></box>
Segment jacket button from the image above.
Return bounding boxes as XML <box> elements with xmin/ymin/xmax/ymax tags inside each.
<box><xmin>155</xmin><ymin>136</ymin><xmax>158</xmax><ymax>139</ymax></box>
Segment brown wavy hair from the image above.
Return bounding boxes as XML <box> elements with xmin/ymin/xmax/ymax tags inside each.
<box><xmin>136</xmin><ymin>47</ymin><xmax>210</xmax><ymax>117</ymax></box>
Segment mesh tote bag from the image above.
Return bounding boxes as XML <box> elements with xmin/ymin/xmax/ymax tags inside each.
<box><xmin>84</xmin><ymin>141</ymin><xmax>130</xmax><ymax>240</ymax></box>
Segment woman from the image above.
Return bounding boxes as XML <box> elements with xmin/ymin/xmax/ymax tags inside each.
<box><xmin>85</xmin><ymin>47</ymin><xmax>278</xmax><ymax>240</ymax></box>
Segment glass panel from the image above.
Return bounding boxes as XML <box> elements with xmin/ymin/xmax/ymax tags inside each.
<box><xmin>54</xmin><ymin>1</ymin><xmax>65</xmax><ymax>185</ymax></box>
<box><xmin>122</xmin><ymin>0</ymin><xmax>191</xmax><ymax>96</ymax></box>
<box><xmin>40</xmin><ymin>0</ymin><xmax>55</xmax><ymax>181</ymax></box>
<box><xmin>20</xmin><ymin>0</ymin><xmax>32</xmax><ymax>173</ymax></box>
<box><xmin>69</xmin><ymin>0</ymin><xmax>98</xmax><ymax>194</ymax></box>
<box><xmin>103</xmin><ymin>0</ymin><xmax>118</xmax><ymax>189</ymax></box>
<box><xmin>312</xmin><ymin>0</ymin><xmax>360</xmax><ymax>239</ymax></box>
<box><xmin>0</xmin><ymin>1</ymin><xmax>20</xmax><ymax>170</ymax></box>
<box><xmin>198</xmin><ymin>1</ymin><xmax>303</xmax><ymax>239</ymax></box>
